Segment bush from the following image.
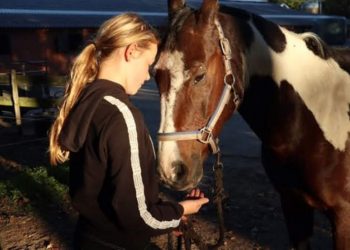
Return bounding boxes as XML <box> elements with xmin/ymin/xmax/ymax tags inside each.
<box><xmin>0</xmin><ymin>165</ymin><xmax>69</xmax><ymax>211</ymax></box>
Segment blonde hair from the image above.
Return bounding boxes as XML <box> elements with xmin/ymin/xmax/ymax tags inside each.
<box><xmin>49</xmin><ymin>13</ymin><xmax>159</xmax><ymax>165</ymax></box>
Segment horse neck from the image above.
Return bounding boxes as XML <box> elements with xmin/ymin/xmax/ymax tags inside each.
<box><xmin>235</xmin><ymin>17</ymin><xmax>350</xmax><ymax>151</ymax></box>
<box><xmin>226</xmin><ymin>14</ymin><xmax>284</xmax><ymax>140</ymax></box>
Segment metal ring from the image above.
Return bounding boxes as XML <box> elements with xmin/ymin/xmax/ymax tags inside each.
<box><xmin>198</xmin><ymin>128</ymin><xmax>212</xmax><ymax>144</ymax></box>
<box><xmin>224</xmin><ymin>73</ymin><xmax>236</xmax><ymax>86</ymax></box>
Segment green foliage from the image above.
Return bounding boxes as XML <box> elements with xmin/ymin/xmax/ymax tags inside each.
<box><xmin>0</xmin><ymin>165</ymin><xmax>69</xmax><ymax>212</ymax></box>
<box><xmin>323</xmin><ymin>0</ymin><xmax>350</xmax><ymax>18</ymax></box>
<box><xmin>269</xmin><ymin>0</ymin><xmax>350</xmax><ymax>17</ymax></box>
<box><xmin>269</xmin><ymin>0</ymin><xmax>306</xmax><ymax>10</ymax></box>
<box><xmin>0</xmin><ymin>182</ymin><xmax>9</xmax><ymax>198</ymax></box>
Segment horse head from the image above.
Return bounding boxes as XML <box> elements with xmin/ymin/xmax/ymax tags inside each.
<box><xmin>155</xmin><ymin>0</ymin><xmax>244</xmax><ymax>191</ymax></box>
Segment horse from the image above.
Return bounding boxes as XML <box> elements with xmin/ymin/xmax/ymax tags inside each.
<box><xmin>154</xmin><ymin>0</ymin><xmax>350</xmax><ymax>249</ymax></box>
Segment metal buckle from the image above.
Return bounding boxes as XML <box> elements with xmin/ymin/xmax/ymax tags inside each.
<box><xmin>213</xmin><ymin>161</ymin><xmax>224</xmax><ymax>171</ymax></box>
<box><xmin>220</xmin><ymin>38</ymin><xmax>232</xmax><ymax>59</ymax></box>
<box><xmin>198</xmin><ymin>127</ymin><xmax>212</xmax><ymax>144</ymax></box>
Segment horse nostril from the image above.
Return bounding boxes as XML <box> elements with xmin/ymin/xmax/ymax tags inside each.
<box><xmin>172</xmin><ymin>161</ymin><xmax>187</xmax><ymax>180</ymax></box>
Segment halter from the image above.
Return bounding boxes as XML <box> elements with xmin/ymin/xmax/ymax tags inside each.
<box><xmin>158</xmin><ymin>18</ymin><xmax>241</xmax><ymax>154</ymax></box>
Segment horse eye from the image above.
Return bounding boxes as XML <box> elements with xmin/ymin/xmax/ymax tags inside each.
<box><xmin>194</xmin><ymin>74</ymin><xmax>205</xmax><ymax>84</ymax></box>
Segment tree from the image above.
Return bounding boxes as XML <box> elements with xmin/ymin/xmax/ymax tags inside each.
<box><xmin>269</xmin><ymin>0</ymin><xmax>305</xmax><ymax>10</ymax></box>
<box><xmin>269</xmin><ymin>0</ymin><xmax>350</xmax><ymax>17</ymax></box>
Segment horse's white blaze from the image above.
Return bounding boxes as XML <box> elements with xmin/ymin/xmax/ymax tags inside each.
<box><xmin>155</xmin><ymin>50</ymin><xmax>188</xmax><ymax>180</ymax></box>
<box><xmin>247</xmin><ymin>25</ymin><xmax>350</xmax><ymax>151</ymax></box>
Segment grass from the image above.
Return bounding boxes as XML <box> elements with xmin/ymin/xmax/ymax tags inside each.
<box><xmin>0</xmin><ymin>163</ymin><xmax>75</xmax><ymax>249</ymax></box>
<box><xmin>0</xmin><ymin>164</ymin><xmax>69</xmax><ymax>212</ymax></box>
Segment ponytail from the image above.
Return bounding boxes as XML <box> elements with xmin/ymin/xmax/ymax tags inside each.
<box><xmin>49</xmin><ymin>43</ymin><xmax>98</xmax><ymax>165</ymax></box>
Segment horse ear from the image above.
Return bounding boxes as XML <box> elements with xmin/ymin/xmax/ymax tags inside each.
<box><xmin>199</xmin><ymin>0</ymin><xmax>219</xmax><ymax>25</ymax></box>
<box><xmin>168</xmin><ymin>0</ymin><xmax>186</xmax><ymax>19</ymax></box>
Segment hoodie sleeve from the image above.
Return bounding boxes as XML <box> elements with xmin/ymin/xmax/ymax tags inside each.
<box><xmin>103</xmin><ymin>96</ymin><xmax>183</xmax><ymax>236</ymax></box>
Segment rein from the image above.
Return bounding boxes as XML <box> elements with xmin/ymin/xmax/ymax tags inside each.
<box><xmin>167</xmin><ymin>151</ymin><xmax>226</xmax><ymax>250</ymax></box>
<box><xmin>161</xmin><ymin>18</ymin><xmax>240</xmax><ymax>249</ymax></box>
<box><xmin>158</xmin><ymin>18</ymin><xmax>241</xmax><ymax>154</ymax></box>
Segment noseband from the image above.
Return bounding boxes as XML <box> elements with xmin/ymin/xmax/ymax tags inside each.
<box><xmin>158</xmin><ymin>18</ymin><xmax>241</xmax><ymax>154</ymax></box>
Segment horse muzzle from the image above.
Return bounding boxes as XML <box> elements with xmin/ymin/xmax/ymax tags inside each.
<box><xmin>158</xmin><ymin>160</ymin><xmax>203</xmax><ymax>191</ymax></box>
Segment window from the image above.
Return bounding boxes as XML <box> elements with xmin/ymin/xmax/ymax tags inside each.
<box><xmin>68</xmin><ymin>32</ymin><xmax>83</xmax><ymax>52</ymax></box>
<box><xmin>54</xmin><ymin>30</ymin><xmax>83</xmax><ymax>53</ymax></box>
<box><xmin>283</xmin><ymin>25</ymin><xmax>313</xmax><ymax>34</ymax></box>
<box><xmin>0</xmin><ymin>33</ymin><xmax>11</xmax><ymax>55</ymax></box>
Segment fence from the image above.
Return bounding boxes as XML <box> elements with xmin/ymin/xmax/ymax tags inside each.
<box><xmin>0</xmin><ymin>69</ymin><xmax>66</xmax><ymax>129</ymax></box>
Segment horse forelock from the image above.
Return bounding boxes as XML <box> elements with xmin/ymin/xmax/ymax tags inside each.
<box><xmin>166</xmin><ymin>7</ymin><xmax>193</xmax><ymax>51</ymax></box>
<box><xmin>155</xmin><ymin>7</ymin><xmax>193</xmax><ymax>72</ymax></box>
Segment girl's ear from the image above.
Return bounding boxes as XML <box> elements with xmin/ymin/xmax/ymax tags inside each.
<box><xmin>125</xmin><ymin>43</ymin><xmax>141</xmax><ymax>61</ymax></box>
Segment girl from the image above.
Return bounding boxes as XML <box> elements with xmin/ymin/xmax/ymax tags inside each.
<box><xmin>49</xmin><ymin>13</ymin><xmax>208</xmax><ymax>250</ymax></box>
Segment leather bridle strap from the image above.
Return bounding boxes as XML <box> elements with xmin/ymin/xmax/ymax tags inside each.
<box><xmin>158</xmin><ymin>18</ymin><xmax>240</xmax><ymax>154</ymax></box>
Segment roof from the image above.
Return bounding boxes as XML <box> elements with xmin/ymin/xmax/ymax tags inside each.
<box><xmin>0</xmin><ymin>0</ymin><xmax>345</xmax><ymax>29</ymax></box>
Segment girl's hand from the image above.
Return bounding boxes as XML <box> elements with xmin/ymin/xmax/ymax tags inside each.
<box><xmin>186</xmin><ymin>188</ymin><xmax>205</xmax><ymax>199</ymax></box>
<box><xmin>179</xmin><ymin>188</ymin><xmax>209</xmax><ymax>215</ymax></box>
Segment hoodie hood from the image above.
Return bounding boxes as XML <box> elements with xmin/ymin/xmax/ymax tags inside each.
<box><xmin>59</xmin><ymin>79</ymin><xmax>127</xmax><ymax>152</ymax></box>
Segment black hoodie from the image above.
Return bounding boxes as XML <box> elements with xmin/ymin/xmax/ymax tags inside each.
<box><xmin>59</xmin><ymin>79</ymin><xmax>183</xmax><ymax>249</ymax></box>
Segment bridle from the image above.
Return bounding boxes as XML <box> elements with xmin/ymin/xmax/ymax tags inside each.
<box><xmin>161</xmin><ymin>17</ymin><xmax>241</xmax><ymax>250</ymax></box>
<box><xmin>158</xmin><ymin>18</ymin><xmax>241</xmax><ymax>154</ymax></box>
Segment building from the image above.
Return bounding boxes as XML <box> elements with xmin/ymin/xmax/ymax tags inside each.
<box><xmin>0</xmin><ymin>0</ymin><xmax>347</xmax><ymax>75</ymax></box>
<box><xmin>0</xmin><ymin>0</ymin><xmax>168</xmax><ymax>75</ymax></box>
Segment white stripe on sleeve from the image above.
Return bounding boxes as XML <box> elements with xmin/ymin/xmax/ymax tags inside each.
<box><xmin>104</xmin><ymin>96</ymin><xmax>181</xmax><ymax>229</ymax></box>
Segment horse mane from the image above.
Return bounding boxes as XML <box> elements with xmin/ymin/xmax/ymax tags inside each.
<box><xmin>170</xmin><ymin>6</ymin><xmax>193</xmax><ymax>31</ymax></box>
<box><xmin>331</xmin><ymin>46</ymin><xmax>350</xmax><ymax>74</ymax></box>
<box><xmin>219</xmin><ymin>4</ymin><xmax>251</xmax><ymax>20</ymax></box>
<box><xmin>300</xmin><ymin>32</ymin><xmax>327</xmax><ymax>59</ymax></box>
<box><xmin>300</xmin><ymin>32</ymin><xmax>350</xmax><ymax>74</ymax></box>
